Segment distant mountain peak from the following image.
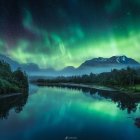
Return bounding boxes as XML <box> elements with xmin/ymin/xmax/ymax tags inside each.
<box><xmin>0</xmin><ymin>54</ymin><xmax>40</xmax><ymax>72</ymax></box>
<box><xmin>79</xmin><ymin>55</ymin><xmax>140</xmax><ymax>68</ymax></box>
<box><xmin>1</xmin><ymin>54</ymin><xmax>140</xmax><ymax>76</ymax></box>
<box><xmin>61</xmin><ymin>66</ymin><xmax>76</xmax><ymax>72</ymax></box>
<box><xmin>0</xmin><ymin>54</ymin><xmax>20</xmax><ymax>70</ymax></box>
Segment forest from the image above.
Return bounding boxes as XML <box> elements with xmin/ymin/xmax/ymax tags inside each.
<box><xmin>0</xmin><ymin>60</ymin><xmax>28</xmax><ymax>94</ymax></box>
<box><xmin>35</xmin><ymin>67</ymin><xmax>140</xmax><ymax>91</ymax></box>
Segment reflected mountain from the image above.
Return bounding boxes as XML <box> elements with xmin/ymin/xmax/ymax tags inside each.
<box><xmin>0</xmin><ymin>93</ymin><xmax>28</xmax><ymax>119</ymax></box>
<box><xmin>45</xmin><ymin>84</ymin><xmax>140</xmax><ymax>114</ymax></box>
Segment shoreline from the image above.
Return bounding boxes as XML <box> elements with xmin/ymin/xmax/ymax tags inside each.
<box><xmin>0</xmin><ymin>93</ymin><xmax>22</xmax><ymax>99</ymax></box>
<box><xmin>35</xmin><ymin>82</ymin><xmax>116</xmax><ymax>91</ymax></box>
<box><xmin>34</xmin><ymin>82</ymin><xmax>140</xmax><ymax>97</ymax></box>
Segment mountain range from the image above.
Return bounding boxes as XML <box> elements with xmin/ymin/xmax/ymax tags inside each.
<box><xmin>79</xmin><ymin>56</ymin><xmax>139</xmax><ymax>67</ymax></box>
<box><xmin>0</xmin><ymin>54</ymin><xmax>140</xmax><ymax>77</ymax></box>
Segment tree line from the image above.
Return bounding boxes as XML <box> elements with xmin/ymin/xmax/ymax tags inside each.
<box><xmin>0</xmin><ymin>60</ymin><xmax>28</xmax><ymax>94</ymax></box>
<box><xmin>36</xmin><ymin>67</ymin><xmax>140</xmax><ymax>87</ymax></box>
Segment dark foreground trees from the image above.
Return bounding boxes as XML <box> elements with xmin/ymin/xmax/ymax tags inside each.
<box><xmin>13</xmin><ymin>68</ymin><xmax>29</xmax><ymax>91</ymax></box>
<box><xmin>0</xmin><ymin>60</ymin><xmax>28</xmax><ymax>94</ymax></box>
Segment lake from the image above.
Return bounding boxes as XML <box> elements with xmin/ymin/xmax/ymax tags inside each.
<box><xmin>0</xmin><ymin>84</ymin><xmax>140</xmax><ymax>140</ymax></box>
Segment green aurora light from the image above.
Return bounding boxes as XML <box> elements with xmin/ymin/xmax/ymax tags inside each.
<box><xmin>0</xmin><ymin>1</ymin><xmax>140</xmax><ymax>69</ymax></box>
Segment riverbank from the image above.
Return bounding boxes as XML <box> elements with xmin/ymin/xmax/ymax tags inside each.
<box><xmin>35</xmin><ymin>82</ymin><xmax>116</xmax><ymax>91</ymax></box>
<box><xmin>0</xmin><ymin>93</ymin><xmax>22</xmax><ymax>99</ymax></box>
<box><xmin>112</xmin><ymin>85</ymin><xmax>140</xmax><ymax>98</ymax></box>
<box><xmin>34</xmin><ymin>82</ymin><xmax>140</xmax><ymax>98</ymax></box>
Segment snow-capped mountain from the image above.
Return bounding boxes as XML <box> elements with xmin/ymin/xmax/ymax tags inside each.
<box><xmin>0</xmin><ymin>54</ymin><xmax>140</xmax><ymax>76</ymax></box>
<box><xmin>79</xmin><ymin>55</ymin><xmax>139</xmax><ymax>68</ymax></box>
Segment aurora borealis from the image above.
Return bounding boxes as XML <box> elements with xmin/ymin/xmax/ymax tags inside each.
<box><xmin>0</xmin><ymin>0</ymin><xmax>140</xmax><ymax>69</ymax></box>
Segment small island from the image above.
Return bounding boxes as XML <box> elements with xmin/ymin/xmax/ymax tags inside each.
<box><xmin>0</xmin><ymin>60</ymin><xmax>28</xmax><ymax>96</ymax></box>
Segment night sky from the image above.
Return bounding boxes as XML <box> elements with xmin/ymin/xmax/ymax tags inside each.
<box><xmin>0</xmin><ymin>0</ymin><xmax>140</xmax><ymax>69</ymax></box>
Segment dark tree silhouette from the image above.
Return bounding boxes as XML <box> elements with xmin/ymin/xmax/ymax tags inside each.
<box><xmin>0</xmin><ymin>60</ymin><xmax>28</xmax><ymax>94</ymax></box>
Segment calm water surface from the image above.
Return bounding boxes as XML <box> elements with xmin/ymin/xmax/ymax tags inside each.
<box><xmin>0</xmin><ymin>84</ymin><xmax>140</xmax><ymax>140</ymax></box>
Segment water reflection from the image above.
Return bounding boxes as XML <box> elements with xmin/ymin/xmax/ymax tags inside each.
<box><xmin>45</xmin><ymin>84</ymin><xmax>140</xmax><ymax>114</ymax></box>
<box><xmin>41</xmin><ymin>84</ymin><xmax>140</xmax><ymax>130</ymax></box>
<box><xmin>0</xmin><ymin>93</ymin><xmax>28</xmax><ymax>119</ymax></box>
<box><xmin>0</xmin><ymin>85</ymin><xmax>140</xmax><ymax>140</ymax></box>
<box><xmin>135</xmin><ymin>118</ymin><xmax>140</xmax><ymax>128</ymax></box>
